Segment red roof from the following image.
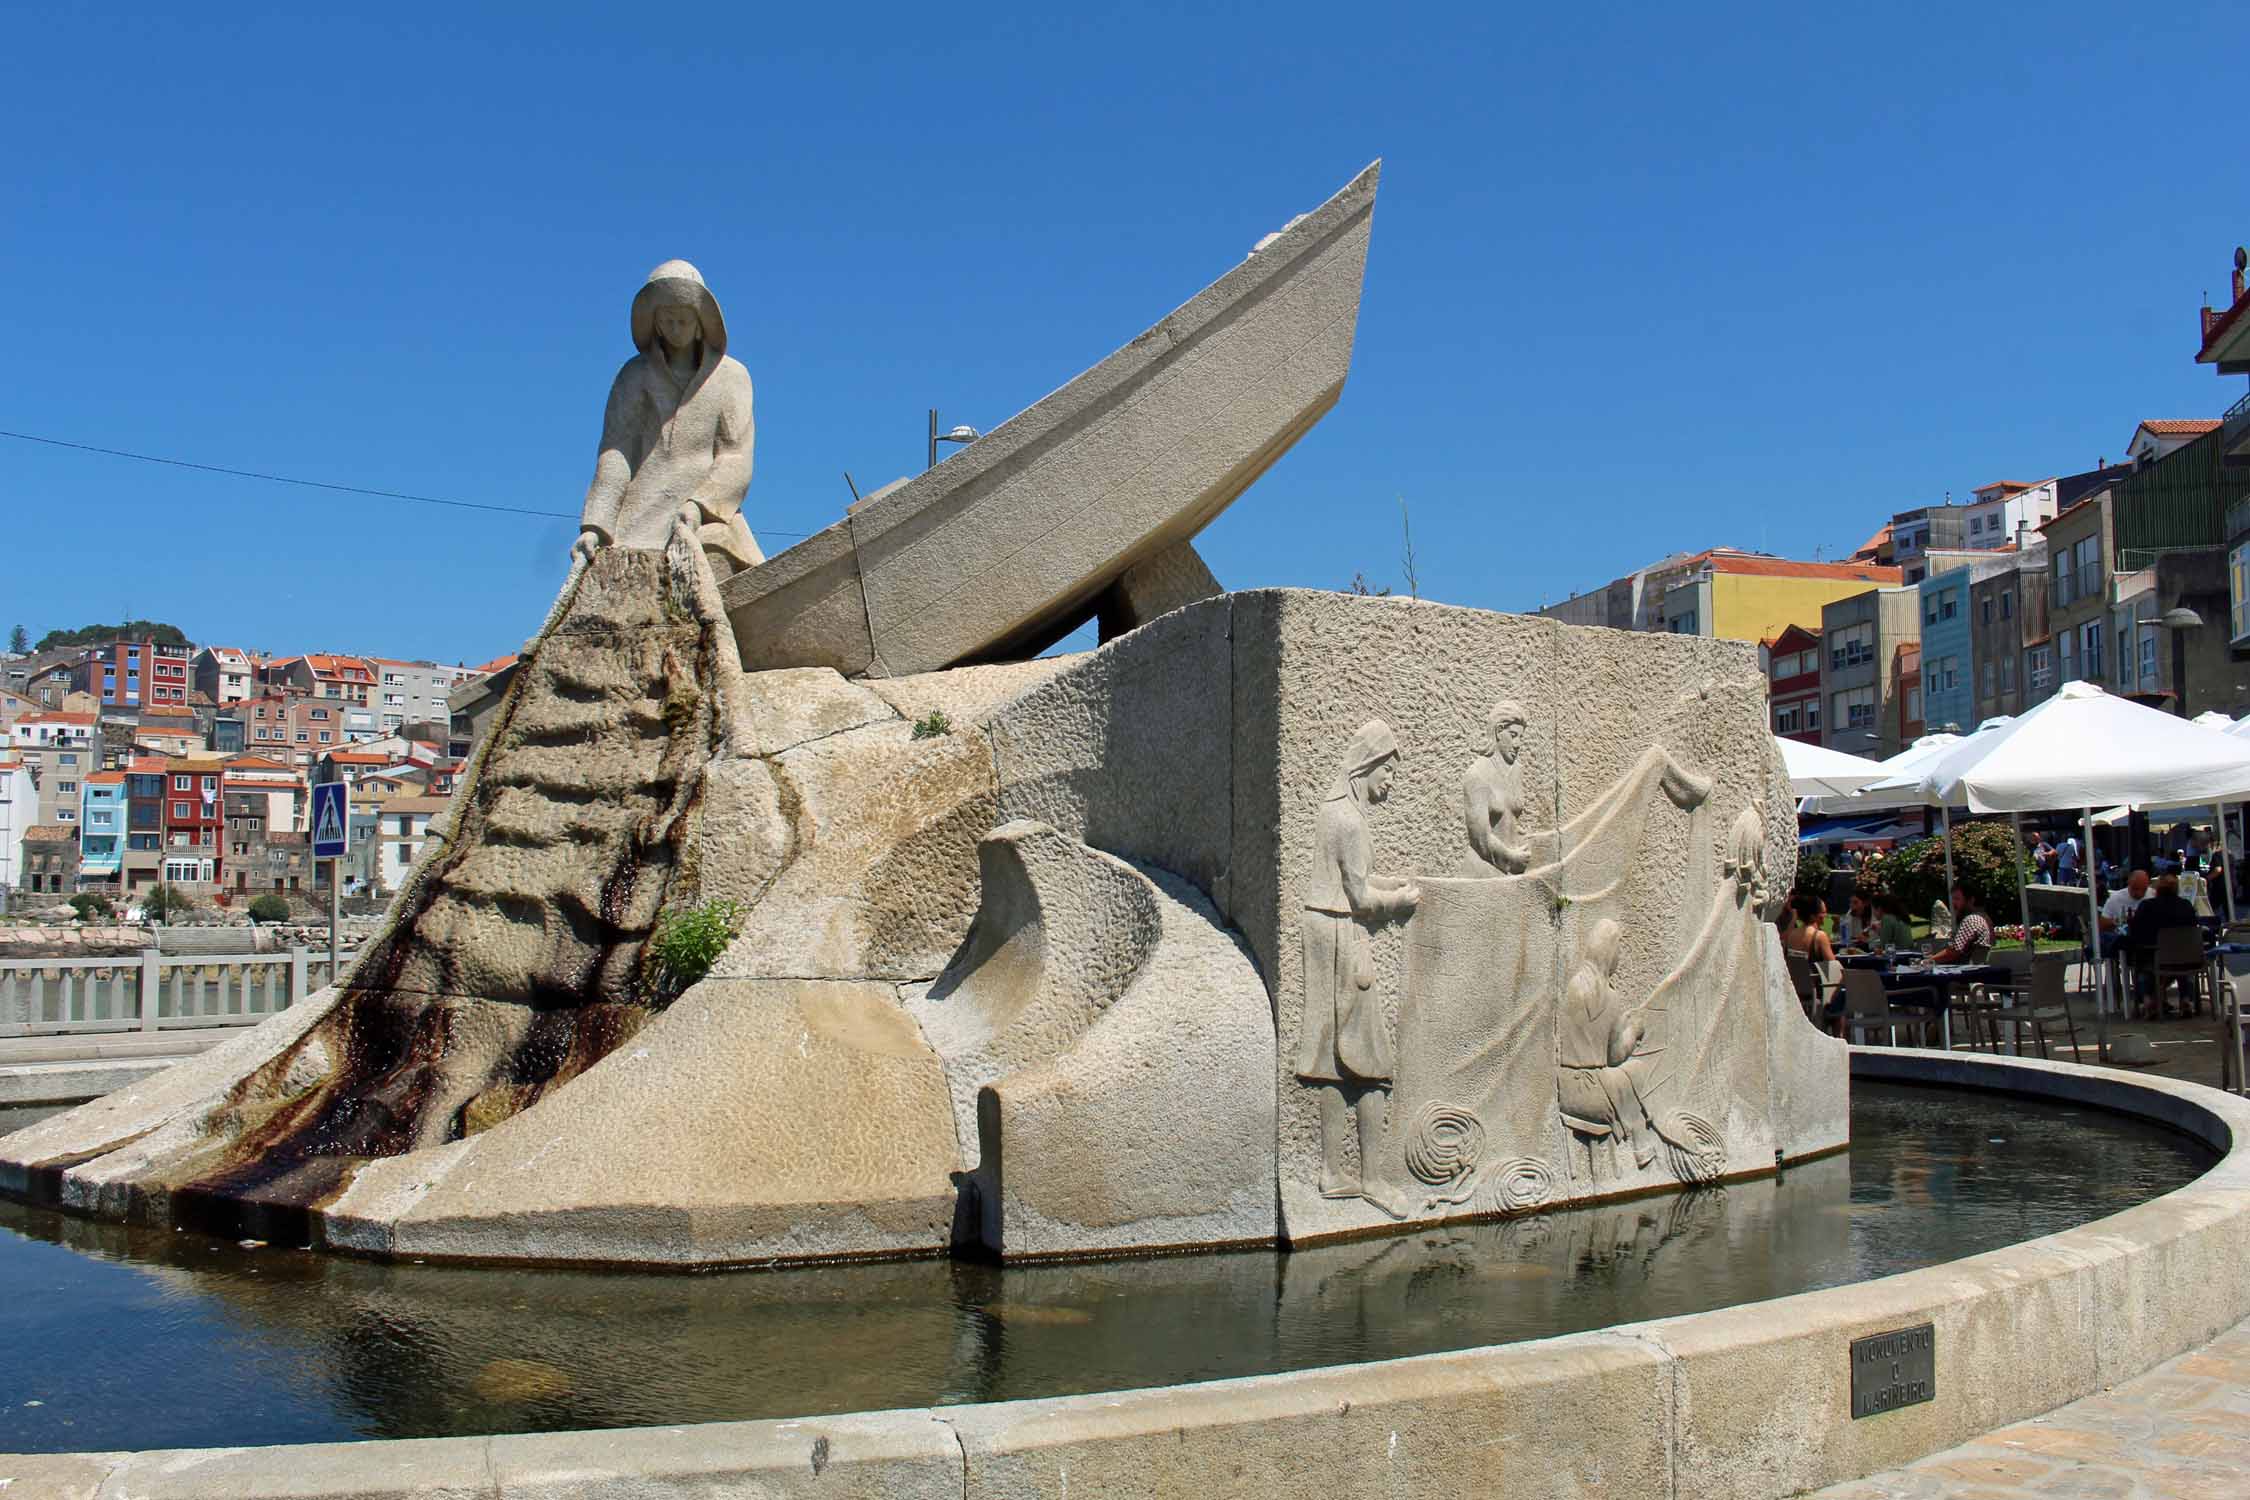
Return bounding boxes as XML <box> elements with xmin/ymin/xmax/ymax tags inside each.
<box><xmin>1703</xmin><ymin>553</ymin><xmax>1902</xmax><ymax>584</ymax></box>
<box><xmin>85</xmin><ymin>771</ymin><xmax>126</xmax><ymax>785</ymax></box>
<box><xmin>224</xmin><ymin>755</ymin><xmax>296</xmax><ymax>771</ymax></box>
<box><xmin>466</xmin><ymin>653</ymin><xmax>517</xmax><ymax>676</ymax></box>
<box><xmin>2201</xmin><ymin>286</ymin><xmax>2250</xmax><ymax>360</ymax></box>
<box><xmin>299</xmin><ymin>653</ymin><xmax>373</xmax><ymax>680</ymax></box>
<box><xmin>19</xmin><ymin>711</ymin><xmax>96</xmax><ymax>725</ymax></box>
<box><xmin>2136</xmin><ymin>419</ymin><xmax>2220</xmax><ymax>438</ymax></box>
<box><xmin>127</xmin><ymin>756</ymin><xmax>170</xmax><ymax>773</ymax></box>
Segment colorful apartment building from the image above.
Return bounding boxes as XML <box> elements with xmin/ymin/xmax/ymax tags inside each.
<box><xmin>191</xmin><ymin>646</ymin><xmax>257</xmax><ymax>704</ymax></box>
<box><xmin>1655</xmin><ymin>553</ymin><xmax>1904</xmax><ymax>644</ymax></box>
<box><xmin>160</xmin><ymin>754</ymin><xmax>226</xmax><ymax>888</ymax></box>
<box><xmin>71</xmin><ymin>640</ymin><xmax>191</xmax><ymax>708</ymax></box>
<box><xmin>1764</xmin><ymin>624</ymin><xmax>1824</xmax><ymax>743</ymax></box>
<box><xmin>122</xmin><ymin>755</ymin><xmax>167</xmax><ymax>893</ymax></box>
<box><xmin>78</xmin><ymin>770</ymin><xmax>126</xmax><ymax>885</ymax></box>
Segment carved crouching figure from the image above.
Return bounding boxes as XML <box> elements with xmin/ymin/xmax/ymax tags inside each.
<box><xmin>575</xmin><ymin>260</ymin><xmax>764</xmax><ymax>576</ymax></box>
<box><xmin>1296</xmin><ymin>720</ymin><xmax>1420</xmax><ymax>1217</ymax></box>
<box><xmin>1556</xmin><ymin>917</ymin><xmax>1658</xmax><ymax>1180</ymax></box>
<box><xmin>1463</xmin><ymin>699</ymin><xmax>1532</xmax><ymax>874</ymax></box>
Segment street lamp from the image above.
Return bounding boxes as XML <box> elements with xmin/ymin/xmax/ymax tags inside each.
<box><xmin>2164</xmin><ymin>606</ymin><xmax>2205</xmax><ymax>718</ymax></box>
<box><xmin>927</xmin><ymin>409</ymin><xmax>980</xmax><ymax>470</ymax></box>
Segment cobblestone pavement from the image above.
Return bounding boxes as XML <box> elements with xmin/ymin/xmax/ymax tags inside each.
<box><xmin>1808</xmin><ymin>1318</ymin><xmax>2250</xmax><ymax>1498</ymax></box>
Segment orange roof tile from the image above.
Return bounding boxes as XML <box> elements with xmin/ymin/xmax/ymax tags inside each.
<box><xmin>2137</xmin><ymin>419</ymin><xmax>2221</xmax><ymax>437</ymax></box>
<box><xmin>1706</xmin><ymin>554</ymin><xmax>1903</xmax><ymax>583</ymax></box>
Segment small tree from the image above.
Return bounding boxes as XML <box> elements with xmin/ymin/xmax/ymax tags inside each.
<box><xmin>7</xmin><ymin>625</ymin><xmax>26</xmax><ymax>654</ymax></box>
<box><xmin>68</xmin><ymin>891</ymin><xmax>114</xmax><ymax>921</ymax></box>
<box><xmin>247</xmin><ymin>893</ymin><xmax>291</xmax><ymax>923</ymax></box>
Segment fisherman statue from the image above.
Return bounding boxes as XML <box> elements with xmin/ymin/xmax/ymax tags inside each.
<box><xmin>575</xmin><ymin>260</ymin><xmax>763</xmax><ymax>575</ymax></box>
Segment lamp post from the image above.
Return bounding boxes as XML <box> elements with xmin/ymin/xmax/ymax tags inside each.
<box><xmin>926</xmin><ymin>410</ymin><xmax>979</xmax><ymax>471</ymax></box>
<box><xmin>2163</xmin><ymin>606</ymin><xmax>2205</xmax><ymax>718</ymax></box>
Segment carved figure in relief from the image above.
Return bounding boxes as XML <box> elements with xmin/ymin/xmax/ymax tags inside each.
<box><xmin>1296</xmin><ymin>719</ymin><xmax>1420</xmax><ymax>1216</ymax></box>
<box><xmin>1462</xmin><ymin>700</ymin><xmax>1532</xmax><ymax>875</ymax></box>
<box><xmin>1555</xmin><ymin>918</ymin><xmax>1659</xmax><ymax>1178</ymax></box>
<box><xmin>1724</xmin><ymin>805</ymin><xmax>1768</xmax><ymax>911</ymax></box>
<box><xmin>575</xmin><ymin>260</ymin><xmax>764</xmax><ymax>576</ymax></box>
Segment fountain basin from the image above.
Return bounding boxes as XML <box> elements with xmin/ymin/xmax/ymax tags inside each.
<box><xmin>4</xmin><ymin>1050</ymin><xmax>2247</xmax><ymax>1497</ymax></box>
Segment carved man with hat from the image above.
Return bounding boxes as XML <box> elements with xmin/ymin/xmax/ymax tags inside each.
<box><xmin>576</xmin><ymin>260</ymin><xmax>762</xmax><ymax>574</ymax></box>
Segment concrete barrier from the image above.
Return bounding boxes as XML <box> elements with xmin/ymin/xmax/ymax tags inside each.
<box><xmin>8</xmin><ymin>1047</ymin><xmax>2247</xmax><ymax>1498</ymax></box>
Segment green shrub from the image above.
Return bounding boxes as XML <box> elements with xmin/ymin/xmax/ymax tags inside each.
<box><xmin>142</xmin><ymin>884</ymin><xmax>194</xmax><ymax>921</ymax></box>
<box><xmin>646</xmin><ymin>899</ymin><xmax>743</xmax><ymax>998</ymax></box>
<box><xmin>1791</xmin><ymin>851</ymin><xmax>1831</xmax><ymax>909</ymax></box>
<box><xmin>246</xmin><ymin>894</ymin><xmax>291</xmax><ymax>924</ymax></box>
<box><xmin>911</xmin><ymin>710</ymin><xmax>953</xmax><ymax>740</ymax></box>
<box><xmin>1856</xmin><ymin>820</ymin><xmax>2029</xmax><ymax>921</ymax></box>
<box><xmin>68</xmin><ymin>891</ymin><xmax>114</xmax><ymax>921</ymax></box>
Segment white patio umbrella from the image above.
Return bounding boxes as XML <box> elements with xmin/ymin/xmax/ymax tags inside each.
<box><xmin>1777</xmin><ymin>736</ymin><xmax>1889</xmax><ymax>798</ymax></box>
<box><xmin>1819</xmin><ymin>722</ymin><xmax>2014</xmax><ymax>900</ymax></box>
<box><xmin>1914</xmin><ymin>681</ymin><xmax>2250</xmax><ymax>1052</ymax></box>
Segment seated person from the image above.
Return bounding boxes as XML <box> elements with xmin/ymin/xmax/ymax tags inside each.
<box><xmin>2126</xmin><ymin>873</ymin><xmax>2202</xmax><ymax>1017</ymax></box>
<box><xmin>1837</xmin><ymin>893</ymin><xmax>1875</xmax><ymax>950</ymax></box>
<box><xmin>1780</xmin><ymin>894</ymin><xmax>1841</xmax><ymax>1019</ymax></box>
<box><xmin>1930</xmin><ymin>883</ymin><xmax>1994</xmax><ymax>965</ymax></box>
<box><xmin>2177</xmin><ymin>855</ymin><xmax>2215</xmax><ymax>921</ymax></box>
<box><xmin>1871</xmin><ymin>892</ymin><xmax>1917</xmax><ymax>954</ymax></box>
<box><xmin>2099</xmin><ymin>869</ymin><xmax>2151</xmax><ymax>959</ymax></box>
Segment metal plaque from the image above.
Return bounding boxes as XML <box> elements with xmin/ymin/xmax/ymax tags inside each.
<box><xmin>1850</xmin><ymin>1324</ymin><xmax>1935</xmax><ymax>1419</ymax></box>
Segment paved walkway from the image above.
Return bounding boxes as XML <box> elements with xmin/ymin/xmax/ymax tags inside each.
<box><xmin>1810</xmin><ymin>1317</ymin><xmax>2250</xmax><ymax>1498</ymax></box>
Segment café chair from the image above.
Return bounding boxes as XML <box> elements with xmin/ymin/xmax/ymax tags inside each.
<box><xmin>1842</xmin><ymin>968</ymin><xmax>1930</xmax><ymax>1048</ymax></box>
<box><xmin>1980</xmin><ymin>957</ymin><xmax>2082</xmax><ymax>1061</ymax></box>
<box><xmin>2153</xmin><ymin>926</ymin><xmax>2214</xmax><ymax>1018</ymax></box>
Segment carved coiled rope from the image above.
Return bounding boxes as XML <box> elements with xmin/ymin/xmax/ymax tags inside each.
<box><xmin>1656</xmin><ymin>1111</ymin><xmax>1727</xmax><ymax>1184</ymax></box>
<box><xmin>1403</xmin><ymin>1102</ymin><xmax>1484</xmax><ymax>1189</ymax></box>
<box><xmin>1483</xmin><ymin>1157</ymin><xmax>1556</xmax><ymax>1214</ymax></box>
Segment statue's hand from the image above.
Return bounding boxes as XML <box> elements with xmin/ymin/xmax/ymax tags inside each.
<box><xmin>571</xmin><ymin>528</ymin><xmax>605</xmax><ymax>565</ymax></box>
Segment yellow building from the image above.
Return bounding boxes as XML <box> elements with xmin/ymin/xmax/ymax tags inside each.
<box><xmin>1659</xmin><ymin>552</ymin><xmax>1903</xmax><ymax>645</ymax></box>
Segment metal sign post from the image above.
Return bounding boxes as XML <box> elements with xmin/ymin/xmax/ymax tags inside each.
<box><xmin>310</xmin><ymin>780</ymin><xmax>351</xmax><ymax>987</ymax></box>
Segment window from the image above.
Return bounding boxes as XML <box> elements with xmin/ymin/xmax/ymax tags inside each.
<box><xmin>172</xmin><ymin>800</ymin><xmax>192</xmax><ymax>819</ymax></box>
<box><xmin>173</xmin><ymin>774</ymin><xmax>190</xmax><ymax>791</ymax></box>
<box><xmin>1829</xmin><ymin>623</ymin><xmax>1874</xmax><ymax>671</ymax></box>
<box><xmin>1831</xmin><ymin>687</ymin><xmax>1875</xmax><ymax>729</ymax></box>
<box><xmin>201</xmin><ymin>775</ymin><xmax>216</xmax><ymax>792</ymax></box>
<box><xmin>318</xmin><ymin>731</ymin><xmax>333</xmax><ymax>744</ymax></box>
<box><xmin>2081</xmin><ymin>621</ymin><xmax>2103</xmax><ymax>680</ymax></box>
<box><xmin>1969</xmin><ymin>514</ymin><xmax>1984</xmax><ymax>535</ymax></box>
<box><xmin>1905</xmin><ymin>683</ymin><xmax>1923</xmax><ymax>722</ymax></box>
<box><xmin>2055</xmin><ymin>548</ymin><xmax>2077</xmax><ymax>607</ymax></box>
<box><xmin>2140</xmin><ymin>629</ymin><xmax>2158</xmax><ymax>685</ymax></box>
<box><xmin>59</xmin><ymin>753</ymin><xmax>76</xmax><ymax>766</ymax></box>
<box><xmin>295</xmin><ymin>731</ymin><xmax>309</xmax><ymax>743</ymax></box>
<box><xmin>2234</xmin><ymin>544</ymin><xmax>2250</xmax><ymax>642</ymax></box>
<box><xmin>2001</xmin><ymin>655</ymin><xmax>2017</xmax><ymax>692</ymax></box>
<box><xmin>2076</xmin><ymin>536</ymin><xmax>2103</xmax><ymax>599</ymax></box>
<box><xmin>1981</xmin><ymin>661</ymin><xmax>1996</xmax><ymax>699</ymax></box>
<box><xmin>56</xmin><ymin>809</ymin><xmax>74</xmax><ymax>821</ymax></box>
<box><xmin>2001</xmin><ymin>590</ymin><xmax>2014</xmax><ymax>621</ymax></box>
<box><xmin>310</xmin><ymin>708</ymin><xmax>329</xmax><ymax>721</ymax></box>
<box><xmin>1775</xmin><ymin>704</ymin><xmax>1801</xmax><ymax>735</ymax></box>
<box><xmin>1980</xmin><ymin>595</ymin><xmax>1994</xmax><ymax>626</ymax></box>
<box><xmin>2058</xmin><ymin>630</ymin><xmax>2077</xmax><ymax>683</ymax></box>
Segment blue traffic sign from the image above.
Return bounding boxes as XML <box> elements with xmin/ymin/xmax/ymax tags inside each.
<box><xmin>310</xmin><ymin>781</ymin><xmax>351</xmax><ymax>859</ymax></box>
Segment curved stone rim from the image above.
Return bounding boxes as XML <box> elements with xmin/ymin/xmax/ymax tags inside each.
<box><xmin>10</xmin><ymin>1047</ymin><xmax>2248</xmax><ymax>1498</ymax></box>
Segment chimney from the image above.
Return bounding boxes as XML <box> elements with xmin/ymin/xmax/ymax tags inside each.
<box><xmin>2236</xmin><ymin>246</ymin><xmax>2247</xmax><ymax>303</ymax></box>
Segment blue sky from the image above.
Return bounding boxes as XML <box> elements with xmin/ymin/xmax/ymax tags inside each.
<box><xmin>4</xmin><ymin>3</ymin><xmax>2246</xmax><ymax>665</ymax></box>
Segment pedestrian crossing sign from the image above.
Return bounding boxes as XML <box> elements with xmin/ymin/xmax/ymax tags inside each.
<box><xmin>311</xmin><ymin>781</ymin><xmax>350</xmax><ymax>859</ymax></box>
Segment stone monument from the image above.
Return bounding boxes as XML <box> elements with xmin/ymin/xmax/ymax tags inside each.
<box><xmin>0</xmin><ymin>162</ymin><xmax>1847</xmax><ymax>1268</ymax></box>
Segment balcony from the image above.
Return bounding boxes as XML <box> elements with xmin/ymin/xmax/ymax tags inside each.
<box><xmin>2224</xmin><ymin>388</ymin><xmax>2250</xmax><ymax>469</ymax></box>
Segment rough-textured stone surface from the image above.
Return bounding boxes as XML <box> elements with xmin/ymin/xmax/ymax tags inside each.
<box><xmin>910</xmin><ymin>820</ymin><xmax>1274</xmax><ymax>1256</ymax></box>
<box><xmin>862</xmin><ymin>656</ymin><xmax>1077</xmax><ymax>729</ymax></box>
<box><xmin>723</xmin><ymin>163</ymin><xmax>1378</xmax><ymax>678</ymax></box>
<box><xmin>989</xmin><ymin>600</ymin><xmax>1234</xmax><ymax>904</ymax></box>
<box><xmin>734</xmin><ymin>666</ymin><xmax>899</xmax><ymax>756</ymax></box>
<box><xmin>717</xmin><ymin>724</ymin><xmax>998</xmax><ymax>982</ymax></box>
<box><xmin>983</xmin><ymin>588</ymin><xmax>1841</xmax><ymax>1245</ymax></box>
<box><xmin>1097</xmin><ymin>538</ymin><xmax>1222</xmax><ymax>641</ymax></box>
<box><xmin>321</xmin><ymin>978</ymin><xmax>959</xmax><ymax>1265</ymax></box>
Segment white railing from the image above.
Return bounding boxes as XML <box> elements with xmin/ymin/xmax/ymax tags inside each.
<box><xmin>0</xmin><ymin>948</ymin><xmax>355</xmax><ymax>1037</ymax></box>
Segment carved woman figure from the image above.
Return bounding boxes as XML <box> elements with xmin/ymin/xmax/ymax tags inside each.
<box><xmin>1555</xmin><ymin>918</ymin><xmax>1658</xmax><ymax>1177</ymax></box>
<box><xmin>1296</xmin><ymin>719</ymin><xmax>1420</xmax><ymax>1214</ymax></box>
<box><xmin>575</xmin><ymin>260</ymin><xmax>763</xmax><ymax>576</ymax></box>
<box><xmin>1463</xmin><ymin>700</ymin><xmax>1532</xmax><ymax>874</ymax></box>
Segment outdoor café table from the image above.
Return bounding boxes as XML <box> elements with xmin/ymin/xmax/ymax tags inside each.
<box><xmin>1849</xmin><ymin>959</ymin><xmax>2006</xmax><ymax>1051</ymax></box>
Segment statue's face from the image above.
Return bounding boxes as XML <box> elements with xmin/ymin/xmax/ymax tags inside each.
<box><xmin>654</xmin><ymin>305</ymin><xmax>700</xmax><ymax>351</ymax></box>
<box><xmin>1493</xmin><ymin>720</ymin><xmax>1523</xmax><ymax>762</ymax></box>
<box><xmin>1367</xmin><ymin>759</ymin><xmax>1396</xmax><ymax>802</ymax></box>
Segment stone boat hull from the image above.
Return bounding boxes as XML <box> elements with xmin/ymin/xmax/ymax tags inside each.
<box><xmin>721</xmin><ymin>161</ymin><xmax>1381</xmax><ymax>678</ymax></box>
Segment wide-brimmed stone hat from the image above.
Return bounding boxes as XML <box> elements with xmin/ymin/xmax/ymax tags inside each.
<box><xmin>630</xmin><ymin>259</ymin><xmax>728</xmax><ymax>356</ymax></box>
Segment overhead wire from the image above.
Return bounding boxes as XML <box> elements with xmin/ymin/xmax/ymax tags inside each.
<box><xmin>0</xmin><ymin>428</ymin><xmax>811</xmax><ymax>536</ymax></box>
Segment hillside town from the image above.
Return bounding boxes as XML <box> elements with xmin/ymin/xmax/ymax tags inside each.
<box><xmin>1537</xmin><ymin>254</ymin><xmax>2250</xmax><ymax>793</ymax></box>
<box><xmin>0</xmin><ymin>635</ymin><xmax>515</xmax><ymax>915</ymax></box>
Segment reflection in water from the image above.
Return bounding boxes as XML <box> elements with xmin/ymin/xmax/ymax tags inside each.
<box><xmin>0</xmin><ymin>1083</ymin><xmax>2214</xmax><ymax>1454</ymax></box>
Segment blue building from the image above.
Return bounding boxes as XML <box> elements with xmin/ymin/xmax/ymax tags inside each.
<box><xmin>78</xmin><ymin>771</ymin><xmax>126</xmax><ymax>885</ymax></box>
<box><xmin>1916</xmin><ymin>567</ymin><xmax>1977</xmax><ymax>735</ymax></box>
